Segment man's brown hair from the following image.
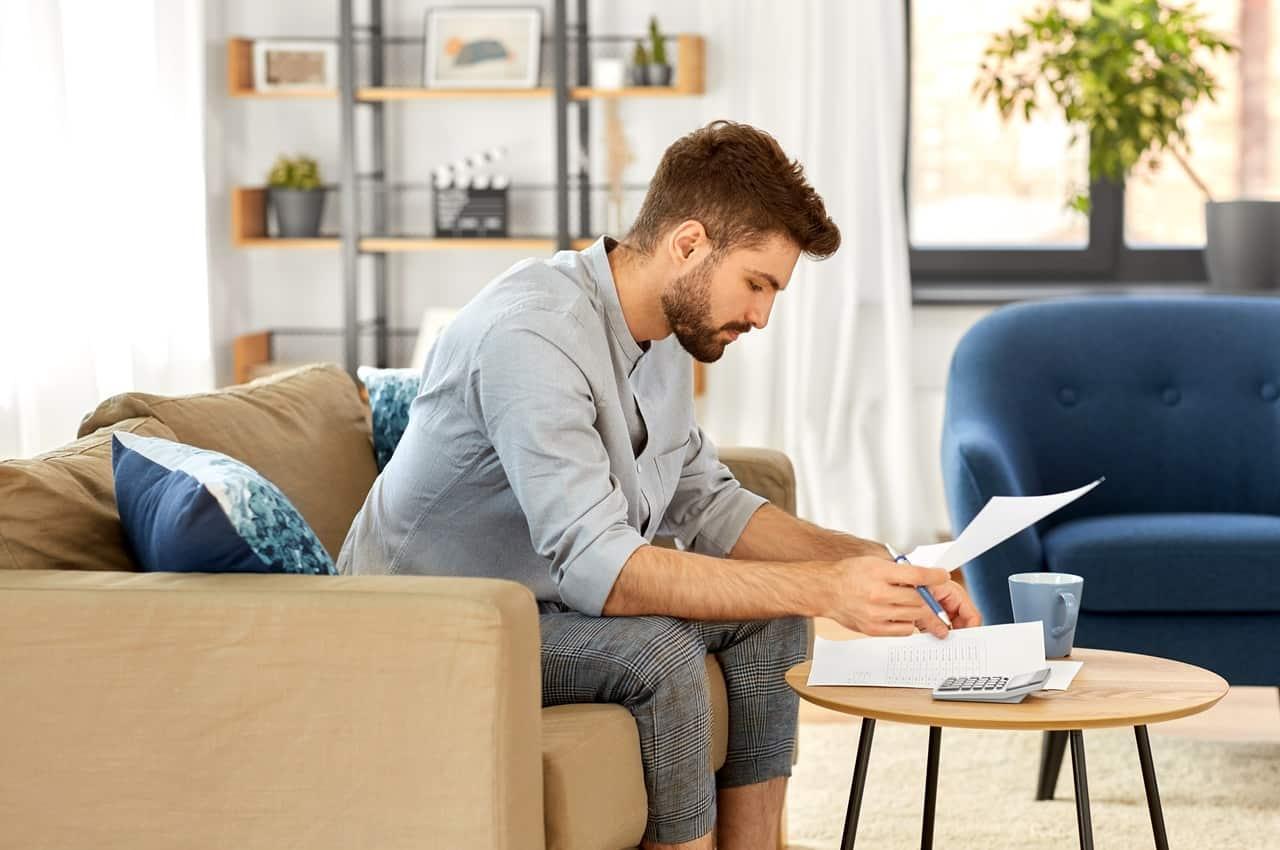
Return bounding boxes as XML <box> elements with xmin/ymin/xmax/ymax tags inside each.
<box><xmin>625</xmin><ymin>120</ymin><xmax>841</xmax><ymax>260</ymax></box>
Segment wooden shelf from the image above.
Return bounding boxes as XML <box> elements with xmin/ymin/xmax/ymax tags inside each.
<box><xmin>234</xmin><ymin>189</ymin><xmax>594</xmax><ymax>252</ymax></box>
<box><xmin>233</xmin><ymin>333</ymin><xmax>706</xmax><ymax>398</ymax></box>
<box><xmin>361</xmin><ymin>237</ymin><xmax>595</xmax><ymax>252</ymax></box>
<box><xmin>228</xmin><ymin>36</ymin><xmax>705</xmax><ymax>100</ymax></box>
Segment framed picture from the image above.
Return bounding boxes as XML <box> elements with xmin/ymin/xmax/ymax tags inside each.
<box><xmin>253</xmin><ymin>41</ymin><xmax>337</xmax><ymax>92</ymax></box>
<box><xmin>422</xmin><ymin>7</ymin><xmax>542</xmax><ymax>89</ymax></box>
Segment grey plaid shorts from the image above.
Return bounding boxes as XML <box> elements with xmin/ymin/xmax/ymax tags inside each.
<box><xmin>538</xmin><ymin>603</ymin><xmax>809</xmax><ymax>845</ymax></box>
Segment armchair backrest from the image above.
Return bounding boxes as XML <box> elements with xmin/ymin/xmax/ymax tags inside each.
<box><xmin>944</xmin><ymin>295</ymin><xmax>1280</xmax><ymax>534</ymax></box>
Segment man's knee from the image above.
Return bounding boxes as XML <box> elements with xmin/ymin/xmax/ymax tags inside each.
<box><xmin>764</xmin><ymin>615</ymin><xmax>810</xmax><ymax>664</ymax></box>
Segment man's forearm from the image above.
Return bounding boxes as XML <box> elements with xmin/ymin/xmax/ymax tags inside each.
<box><xmin>729</xmin><ymin>503</ymin><xmax>889</xmax><ymax>562</ymax></box>
<box><xmin>601</xmin><ymin>543</ymin><xmax>837</xmax><ymax>621</ymax></box>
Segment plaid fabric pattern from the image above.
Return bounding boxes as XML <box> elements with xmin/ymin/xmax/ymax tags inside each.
<box><xmin>538</xmin><ymin>603</ymin><xmax>808</xmax><ymax>845</ymax></box>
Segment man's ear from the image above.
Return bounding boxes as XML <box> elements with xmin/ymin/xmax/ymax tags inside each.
<box><xmin>668</xmin><ymin>220</ymin><xmax>709</xmax><ymax>267</ymax></box>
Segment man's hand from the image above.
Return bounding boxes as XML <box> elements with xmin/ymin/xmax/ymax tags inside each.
<box><xmin>915</xmin><ymin>579</ymin><xmax>983</xmax><ymax>635</ymax></box>
<box><xmin>824</xmin><ymin>556</ymin><xmax>953</xmax><ymax>638</ymax></box>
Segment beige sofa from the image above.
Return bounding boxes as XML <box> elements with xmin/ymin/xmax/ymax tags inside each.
<box><xmin>0</xmin><ymin>364</ymin><xmax>800</xmax><ymax>850</ymax></box>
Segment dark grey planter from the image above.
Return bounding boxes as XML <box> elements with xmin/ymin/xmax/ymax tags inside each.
<box><xmin>1204</xmin><ymin>200</ymin><xmax>1280</xmax><ymax>292</ymax></box>
<box><xmin>646</xmin><ymin>64</ymin><xmax>673</xmax><ymax>86</ymax></box>
<box><xmin>629</xmin><ymin>64</ymin><xmax>648</xmax><ymax>86</ymax></box>
<box><xmin>270</xmin><ymin>188</ymin><xmax>326</xmax><ymax>238</ymax></box>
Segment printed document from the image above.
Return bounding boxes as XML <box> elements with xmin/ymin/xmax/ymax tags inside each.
<box><xmin>807</xmin><ymin>622</ymin><xmax>1084</xmax><ymax>690</ymax></box>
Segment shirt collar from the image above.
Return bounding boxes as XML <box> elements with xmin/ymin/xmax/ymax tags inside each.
<box><xmin>584</xmin><ymin>236</ymin><xmax>645</xmax><ymax>368</ymax></box>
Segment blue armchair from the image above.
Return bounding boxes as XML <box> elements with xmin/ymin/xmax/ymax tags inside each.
<box><xmin>942</xmin><ymin>295</ymin><xmax>1280</xmax><ymax>794</ymax></box>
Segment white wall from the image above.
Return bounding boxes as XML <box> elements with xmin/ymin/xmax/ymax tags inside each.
<box><xmin>204</xmin><ymin>0</ymin><xmax>997</xmax><ymax>536</ymax></box>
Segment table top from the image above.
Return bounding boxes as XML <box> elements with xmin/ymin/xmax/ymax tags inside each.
<box><xmin>786</xmin><ymin>647</ymin><xmax>1229</xmax><ymax>731</ymax></box>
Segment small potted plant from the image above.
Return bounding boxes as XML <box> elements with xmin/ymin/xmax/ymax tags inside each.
<box><xmin>629</xmin><ymin>39</ymin><xmax>649</xmax><ymax>87</ymax></box>
<box><xmin>975</xmin><ymin>0</ymin><xmax>1248</xmax><ymax>285</ymax></box>
<box><xmin>646</xmin><ymin>16</ymin><xmax>672</xmax><ymax>86</ymax></box>
<box><xmin>267</xmin><ymin>154</ymin><xmax>326</xmax><ymax>238</ymax></box>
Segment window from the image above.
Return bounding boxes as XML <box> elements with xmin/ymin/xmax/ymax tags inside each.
<box><xmin>907</xmin><ymin>0</ymin><xmax>1275</xmax><ymax>287</ymax></box>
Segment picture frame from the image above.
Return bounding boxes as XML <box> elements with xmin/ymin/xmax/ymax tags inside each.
<box><xmin>252</xmin><ymin>40</ymin><xmax>337</xmax><ymax>92</ymax></box>
<box><xmin>422</xmin><ymin>7</ymin><xmax>542</xmax><ymax>89</ymax></box>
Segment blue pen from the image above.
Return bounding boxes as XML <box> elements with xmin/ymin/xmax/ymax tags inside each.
<box><xmin>887</xmin><ymin>546</ymin><xmax>952</xmax><ymax>630</ymax></box>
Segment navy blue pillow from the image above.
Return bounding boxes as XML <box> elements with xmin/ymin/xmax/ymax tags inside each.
<box><xmin>112</xmin><ymin>431</ymin><xmax>335</xmax><ymax>574</ymax></box>
<box><xmin>357</xmin><ymin>365</ymin><xmax>421</xmax><ymax>471</ymax></box>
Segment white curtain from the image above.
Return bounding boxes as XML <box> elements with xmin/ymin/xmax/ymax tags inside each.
<box><xmin>0</xmin><ymin>0</ymin><xmax>213</xmax><ymax>459</ymax></box>
<box><xmin>701</xmin><ymin>0</ymin><xmax>927</xmax><ymax>547</ymax></box>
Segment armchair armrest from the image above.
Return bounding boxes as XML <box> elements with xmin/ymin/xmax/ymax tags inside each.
<box><xmin>941</xmin><ymin>418</ymin><xmax>1045</xmax><ymax>624</ymax></box>
<box><xmin>0</xmin><ymin>570</ymin><xmax>544</xmax><ymax>850</ymax></box>
<box><xmin>719</xmin><ymin>446</ymin><xmax>796</xmax><ymax>516</ymax></box>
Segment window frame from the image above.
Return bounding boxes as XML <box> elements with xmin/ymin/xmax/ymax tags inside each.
<box><xmin>904</xmin><ymin>0</ymin><xmax>1208</xmax><ymax>291</ymax></box>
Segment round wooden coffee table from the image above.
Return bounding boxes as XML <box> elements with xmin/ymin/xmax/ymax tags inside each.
<box><xmin>786</xmin><ymin>647</ymin><xmax>1228</xmax><ymax>850</ymax></box>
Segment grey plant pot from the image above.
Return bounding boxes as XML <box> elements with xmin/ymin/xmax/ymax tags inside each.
<box><xmin>629</xmin><ymin>64</ymin><xmax>648</xmax><ymax>86</ymax></box>
<box><xmin>270</xmin><ymin>187</ymin><xmax>326</xmax><ymax>238</ymax></box>
<box><xmin>646</xmin><ymin>63</ymin><xmax>673</xmax><ymax>86</ymax></box>
<box><xmin>1204</xmin><ymin>200</ymin><xmax>1280</xmax><ymax>292</ymax></box>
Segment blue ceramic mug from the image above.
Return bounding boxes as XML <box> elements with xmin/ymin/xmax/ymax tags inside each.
<box><xmin>1009</xmin><ymin>573</ymin><xmax>1083</xmax><ymax>658</ymax></box>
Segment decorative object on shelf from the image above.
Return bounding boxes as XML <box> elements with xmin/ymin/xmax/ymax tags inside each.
<box><xmin>976</xmin><ymin>1</ymin><xmax>1239</xmax><ymax>266</ymax></box>
<box><xmin>411</xmin><ymin>307</ymin><xmax>461</xmax><ymax>371</ymax></box>
<box><xmin>432</xmin><ymin>146</ymin><xmax>510</xmax><ymax>237</ymax></box>
<box><xmin>252</xmin><ymin>40</ymin><xmax>337</xmax><ymax>92</ymax></box>
<box><xmin>267</xmin><ymin>154</ymin><xmax>326</xmax><ymax>238</ymax></box>
<box><xmin>422</xmin><ymin>7</ymin><xmax>542</xmax><ymax>89</ymax></box>
<box><xmin>646</xmin><ymin>16</ymin><xmax>672</xmax><ymax>86</ymax></box>
<box><xmin>1204</xmin><ymin>201</ymin><xmax>1280</xmax><ymax>292</ymax></box>
<box><xmin>629</xmin><ymin>39</ymin><xmax>649</xmax><ymax>87</ymax></box>
<box><xmin>592</xmin><ymin>53</ymin><xmax>626</xmax><ymax>90</ymax></box>
<box><xmin>603</xmin><ymin>100</ymin><xmax>635</xmax><ymax>235</ymax></box>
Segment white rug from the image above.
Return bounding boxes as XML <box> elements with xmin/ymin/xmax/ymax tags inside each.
<box><xmin>786</xmin><ymin>720</ymin><xmax>1280</xmax><ymax>849</ymax></box>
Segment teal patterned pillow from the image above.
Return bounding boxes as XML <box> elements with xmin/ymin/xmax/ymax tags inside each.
<box><xmin>112</xmin><ymin>431</ymin><xmax>335</xmax><ymax>575</ymax></box>
<box><xmin>358</xmin><ymin>366</ymin><xmax>421</xmax><ymax>471</ymax></box>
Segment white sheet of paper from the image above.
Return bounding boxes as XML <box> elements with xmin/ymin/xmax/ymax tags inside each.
<box><xmin>1044</xmin><ymin>660</ymin><xmax>1083</xmax><ymax>691</ymax></box>
<box><xmin>807</xmin><ymin>622</ymin><xmax>1047</xmax><ymax>688</ymax></box>
<box><xmin>906</xmin><ymin>478</ymin><xmax>1104</xmax><ymax>572</ymax></box>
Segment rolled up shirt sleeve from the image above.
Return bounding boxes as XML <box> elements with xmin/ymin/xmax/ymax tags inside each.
<box><xmin>469</xmin><ymin>316</ymin><xmax>646</xmax><ymax>615</ymax></box>
<box><xmin>658</xmin><ymin>425</ymin><xmax>767</xmax><ymax>556</ymax></box>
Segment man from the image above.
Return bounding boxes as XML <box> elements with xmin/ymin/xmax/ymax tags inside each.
<box><xmin>338</xmin><ymin>120</ymin><xmax>981</xmax><ymax>850</ymax></box>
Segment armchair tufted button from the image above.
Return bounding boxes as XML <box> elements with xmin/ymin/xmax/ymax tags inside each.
<box><xmin>1057</xmin><ymin>387</ymin><xmax>1078</xmax><ymax>407</ymax></box>
<box><xmin>1262</xmin><ymin>383</ymin><xmax>1279</xmax><ymax>402</ymax></box>
<box><xmin>1162</xmin><ymin>387</ymin><xmax>1181</xmax><ymax>406</ymax></box>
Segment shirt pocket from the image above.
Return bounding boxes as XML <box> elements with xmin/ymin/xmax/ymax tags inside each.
<box><xmin>651</xmin><ymin>440</ymin><xmax>691</xmax><ymax>529</ymax></box>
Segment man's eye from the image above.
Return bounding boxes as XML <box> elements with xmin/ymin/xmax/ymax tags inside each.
<box><xmin>749</xmin><ymin>282</ymin><xmax>764</xmax><ymax>293</ymax></box>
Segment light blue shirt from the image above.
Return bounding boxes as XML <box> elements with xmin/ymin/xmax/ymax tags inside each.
<box><xmin>336</xmin><ymin>237</ymin><xmax>766</xmax><ymax>615</ymax></box>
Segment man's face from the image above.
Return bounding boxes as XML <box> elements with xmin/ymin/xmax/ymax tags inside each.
<box><xmin>660</xmin><ymin>233</ymin><xmax>801</xmax><ymax>363</ymax></box>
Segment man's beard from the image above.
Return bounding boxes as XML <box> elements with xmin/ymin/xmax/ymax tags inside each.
<box><xmin>660</xmin><ymin>258</ymin><xmax>751</xmax><ymax>363</ymax></box>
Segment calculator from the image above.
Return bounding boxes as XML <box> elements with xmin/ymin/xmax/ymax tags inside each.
<box><xmin>931</xmin><ymin>667</ymin><xmax>1052</xmax><ymax>703</ymax></box>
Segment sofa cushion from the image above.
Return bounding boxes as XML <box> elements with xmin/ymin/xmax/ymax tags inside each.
<box><xmin>539</xmin><ymin>655</ymin><xmax>729</xmax><ymax>850</ymax></box>
<box><xmin>113</xmin><ymin>432</ymin><xmax>335</xmax><ymax>575</ymax></box>
<box><xmin>78</xmin><ymin>364</ymin><xmax>378</xmax><ymax>559</ymax></box>
<box><xmin>356</xmin><ymin>365</ymin><xmax>420</xmax><ymax>471</ymax></box>
<box><xmin>1042</xmin><ymin>513</ymin><xmax>1280</xmax><ymax>613</ymax></box>
<box><xmin>0</xmin><ymin>417</ymin><xmax>177</xmax><ymax>571</ymax></box>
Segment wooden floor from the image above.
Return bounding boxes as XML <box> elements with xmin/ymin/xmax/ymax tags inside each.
<box><xmin>801</xmin><ymin>618</ymin><xmax>1280</xmax><ymax>743</ymax></box>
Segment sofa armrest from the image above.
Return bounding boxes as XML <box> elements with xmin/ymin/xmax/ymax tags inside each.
<box><xmin>719</xmin><ymin>446</ymin><xmax>796</xmax><ymax>516</ymax></box>
<box><xmin>0</xmin><ymin>570</ymin><xmax>544</xmax><ymax>850</ymax></box>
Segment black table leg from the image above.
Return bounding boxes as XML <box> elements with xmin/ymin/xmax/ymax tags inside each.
<box><xmin>921</xmin><ymin>726</ymin><xmax>942</xmax><ymax>850</ymax></box>
<box><xmin>840</xmin><ymin>717</ymin><xmax>876</xmax><ymax>850</ymax></box>
<box><xmin>1069</xmin><ymin>729</ymin><xmax>1094</xmax><ymax>850</ymax></box>
<box><xmin>1134</xmin><ymin>725</ymin><xmax>1169</xmax><ymax>850</ymax></box>
<box><xmin>1037</xmin><ymin>730</ymin><xmax>1068</xmax><ymax>799</ymax></box>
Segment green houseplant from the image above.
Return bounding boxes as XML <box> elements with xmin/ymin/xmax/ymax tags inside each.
<box><xmin>646</xmin><ymin>16</ymin><xmax>672</xmax><ymax>86</ymax></box>
<box><xmin>267</xmin><ymin>154</ymin><xmax>326</xmax><ymax>238</ymax></box>
<box><xmin>974</xmin><ymin>0</ymin><xmax>1234</xmax><ymax>215</ymax></box>
<box><xmin>629</xmin><ymin>39</ymin><xmax>649</xmax><ymax>86</ymax></box>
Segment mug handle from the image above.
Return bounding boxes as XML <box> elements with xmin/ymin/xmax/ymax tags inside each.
<box><xmin>1051</xmin><ymin>591</ymin><xmax>1079</xmax><ymax>638</ymax></box>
